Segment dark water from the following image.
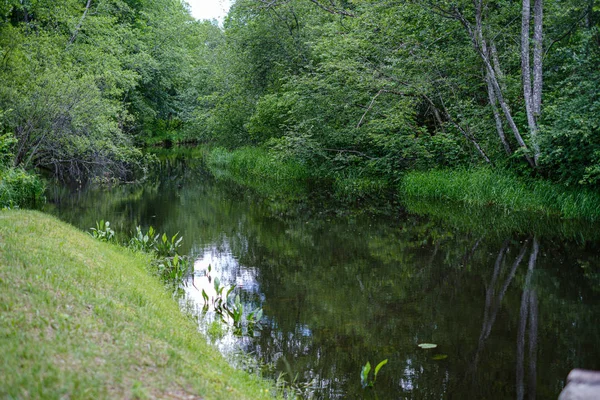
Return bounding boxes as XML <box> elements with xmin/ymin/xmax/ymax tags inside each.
<box><xmin>45</xmin><ymin>152</ymin><xmax>600</xmax><ymax>399</ymax></box>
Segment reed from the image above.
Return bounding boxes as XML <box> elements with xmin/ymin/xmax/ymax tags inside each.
<box><xmin>400</xmin><ymin>168</ymin><xmax>600</xmax><ymax>221</ymax></box>
<box><xmin>207</xmin><ymin>146</ymin><xmax>309</xmax><ymax>198</ymax></box>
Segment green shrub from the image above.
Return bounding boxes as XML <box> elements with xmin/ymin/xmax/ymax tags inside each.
<box><xmin>0</xmin><ymin>168</ymin><xmax>45</xmax><ymax>209</ymax></box>
<box><xmin>0</xmin><ymin>132</ymin><xmax>17</xmax><ymax>167</ymax></box>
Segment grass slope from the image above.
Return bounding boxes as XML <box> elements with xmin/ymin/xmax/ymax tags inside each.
<box><xmin>0</xmin><ymin>210</ymin><xmax>274</xmax><ymax>399</ymax></box>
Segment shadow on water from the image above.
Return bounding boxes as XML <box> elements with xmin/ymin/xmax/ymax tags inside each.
<box><xmin>44</xmin><ymin>150</ymin><xmax>600</xmax><ymax>399</ymax></box>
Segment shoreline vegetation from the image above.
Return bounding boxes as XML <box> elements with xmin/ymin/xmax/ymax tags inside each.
<box><xmin>2</xmin><ymin>0</ymin><xmax>600</xmax><ymax>397</ymax></box>
<box><xmin>0</xmin><ymin>210</ymin><xmax>276</xmax><ymax>399</ymax></box>
<box><xmin>400</xmin><ymin>168</ymin><xmax>600</xmax><ymax>221</ymax></box>
<box><xmin>206</xmin><ymin>146</ymin><xmax>600</xmax><ymax>222</ymax></box>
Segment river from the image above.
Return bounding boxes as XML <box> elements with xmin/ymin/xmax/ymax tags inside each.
<box><xmin>44</xmin><ymin>150</ymin><xmax>600</xmax><ymax>399</ymax></box>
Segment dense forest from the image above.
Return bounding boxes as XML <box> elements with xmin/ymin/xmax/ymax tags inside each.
<box><xmin>1</xmin><ymin>0</ymin><xmax>599</xmax><ymax>207</ymax></box>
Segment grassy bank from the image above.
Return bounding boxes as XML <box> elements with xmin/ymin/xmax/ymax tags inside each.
<box><xmin>400</xmin><ymin>168</ymin><xmax>600</xmax><ymax>221</ymax></box>
<box><xmin>207</xmin><ymin>147</ymin><xmax>309</xmax><ymax>199</ymax></box>
<box><xmin>0</xmin><ymin>210</ymin><xmax>275</xmax><ymax>399</ymax></box>
<box><xmin>205</xmin><ymin>147</ymin><xmax>391</xmax><ymax>210</ymax></box>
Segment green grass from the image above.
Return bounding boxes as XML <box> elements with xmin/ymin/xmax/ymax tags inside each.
<box><xmin>0</xmin><ymin>210</ymin><xmax>276</xmax><ymax>399</ymax></box>
<box><xmin>400</xmin><ymin>168</ymin><xmax>600</xmax><ymax>221</ymax></box>
<box><xmin>207</xmin><ymin>147</ymin><xmax>309</xmax><ymax>199</ymax></box>
<box><xmin>0</xmin><ymin>167</ymin><xmax>45</xmax><ymax>209</ymax></box>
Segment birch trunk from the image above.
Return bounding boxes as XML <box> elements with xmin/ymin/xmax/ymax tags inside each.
<box><xmin>474</xmin><ymin>3</ymin><xmax>512</xmax><ymax>154</ymax></box>
<box><xmin>466</xmin><ymin>4</ymin><xmax>534</xmax><ymax>166</ymax></box>
<box><xmin>486</xmin><ymin>74</ymin><xmax>512</xmax><ymax>154</ymax></box>
<box><xmin>532</xmin><ymin>0</ymin><xmax>543</xmax><ymax>116</ymax></box>
<box><xmin>521</xmin><ymin>0</ymin><xmax>541</xmax><ymax>165</ymax></box>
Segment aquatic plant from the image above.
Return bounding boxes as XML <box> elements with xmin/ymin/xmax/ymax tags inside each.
<box><xmin>155</xmin><ymin>232</ymin><xmax>183</xmax><ymax>257</ymax></box>
<box><xmin>88</xmin><ymin>220</ymin><xmax>115</xmax><ymax>243</ymax></box>
<box><xmin>128</xmin><ymin>226</ymin><xmax>159</xmax><ymax>253</ymax></box>
<box><xmin>275</xmin><ymin>357</ymin><xmax>318</xmax><ymax>399</ymax></box>
<box><xmin>156</xmin><ymin>254</ymin><xmax>189</xmax><ymax>284</ymax></box>
<box><xmin>200</xmin><ymin>277</ymin><xmax>263</xmax><ymax>336</ymax></box>
<box><xmin>360</xmin><ymin>359</ymin><xmax>388</xmax><ymax>389</ymax></box>
<box><xmin>90</xmin><ymin>221</ymin><xmax>190</xmax><ymax>285</ymax></box>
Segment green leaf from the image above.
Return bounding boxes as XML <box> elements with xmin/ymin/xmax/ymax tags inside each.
<box><xmin>418</xmin><ymin>343</ymin><xmax>438</xmax><ymax>349</ymax></box>
<box><xmin>374</xmin><ymin>359</ymin><xmax>388</xmax><ymax>377</ymax></box>
<box><xmin>360</xmin><ymin>361</ymin><xmax>371</xmax><ymax>388</ymax></box>
<box><xmin>432</xmin><ymin>354</ymin><xmax>448</xmax><ymax>360</ymax></box>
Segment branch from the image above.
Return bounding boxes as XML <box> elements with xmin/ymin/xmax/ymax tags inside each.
<box><xmin>307</xmin><ymin>0</ymin><xmax>355</xmax><ymax>17</ymax></box>
<box><xmin>68</xmin><ymin>0</ymin><xmax>93</xmax><ymax>45</ymax></box>
<box><xmin>356</xmin><ymin>89</ymin><xmax>411</xmax><ymax>128</ymax></box>
<box><xmin>357</xmin><ymin>89</ymin><xmax>384</xmax><ymax>128</ymax></box>
<box><xmin>322</xmin><ymin>148</ymin><xmax>377</xmax><ymax>160</ymax></box>
<box><xmin>545</xmin><ymin>7</ymin><xmax>590</xmax><ymax>57</ymax></box>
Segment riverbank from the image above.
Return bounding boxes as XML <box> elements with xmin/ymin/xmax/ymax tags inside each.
<box><xmin>205</xmin><ymin>147</ymin><xmax>600</xmax><ymax>221</ymax></box>
<box><xmin>0</xmin><ymin>210</ymin><xmax>275</xmax><ymax>399</ymax></box>
<box><xmin>400</xmin><ymin>168</ymin><xmax>600</xmax><ymax>221</ymax></box>
<box><xmin>207</xmin><ymin>147</ymin><xmax>309</xmax><ymax>200</ymax></box>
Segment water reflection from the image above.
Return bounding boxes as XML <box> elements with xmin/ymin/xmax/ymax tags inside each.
<box><xmin>45</xmin><ymin>152</ymin><xmax>600</xmax><ymax>399</ymax></box>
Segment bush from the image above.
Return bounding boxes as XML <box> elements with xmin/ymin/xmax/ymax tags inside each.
<box><xmin>0</xmin><ymin>168</ymin><xmax>45</xmax><ymax>209</ymax></box>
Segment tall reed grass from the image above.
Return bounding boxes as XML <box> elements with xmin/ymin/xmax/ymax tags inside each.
<box><xmin>400</xmin><ymin>168</ymin><xmax>600</xmax><ymax>221</ymax></box>
<box><xmin>207</xmin><ymin>147</ymin><xmax>309</xmax><ymax>199</ymax></box>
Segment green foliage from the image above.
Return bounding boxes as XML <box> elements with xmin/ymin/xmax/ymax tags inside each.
<box><xmin>0</xmin><ymin>132</ymin><xmax>17</xmax><ymax>167</ymax></box>
<box><xmin>156</xmin><ymin>254</ymin><xmax>188</xmax><ymax>285</ymax></box>
<box><xmin>128</xmin><ymin>226</ymin><xmax>183</xmax><ymax>258</ymax></box>
<box><xmin>360</xmin><ymin>359</ymin><xmax>388</xmax><ymax>389</ymax></box>
<box><xmin>155</xmin><ymin>232</ymin><xmax>184</xmax><ymax>258</ymax></box>
<box><xmin>88</xmin><ymin>220</ymin><xmax>116</xmax><ymax>243</ymax></box>
<box><xmin>187</xmin><ymin>0</ymin><xmax>600</xmax><ymax>206</ymax></box>
<box><xmin>200</xmin><ymin>274</ymin><xmax>263</xmax><ymax>337</ymax></box>
<box><xmin>0</xmin><ymin>167</ymin><xmax>45</xmax><ymax>209</ymax></box>
<box><xmin>90</xmin><ymin>221</ymin><xmax>190</xmax><ymax>284</ymax></box>
<box><xmin>207</xmin><ymin>147</ymin><xmax>309</xmax><ymax>200</ymax></box>
<box><xmin>541</xmin><ymin>23</ymin><xmax>600</xmax><ymax>186</ymax></box>
<box><xmin>128</xmin><ymin>225</ymin><xmax>159</xmax><ymax>253</ymax></box>
<box><xmin>401</xmin><ymin>168</ymin><xmax>600</xmax><ymax>220</ymax></box>
<box><xmin>0</xmin><ymin>0</ymin><xmax>210</xmax><ymax>181</ymax></box>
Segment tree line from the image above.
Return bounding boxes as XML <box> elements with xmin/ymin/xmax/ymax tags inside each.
<box><xmin>0</xmin><ymin>0</ymin><xmax>217</xmax><ymax>181</ymax></box>
<box><xmin>198</xmin><ymin>0</ymin><xmax>600</xmax><ymax>194</ymax></box>
<box><xmin>1</xmin><ymin>0</ymin><xmax>599</xmax><ymax>192</ymax></box>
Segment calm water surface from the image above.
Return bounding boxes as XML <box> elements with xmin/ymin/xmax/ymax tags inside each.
<box><xmin>45</xmin><ymin>152</ymin><xmax>600</xmax><ymax>399</ymax></box>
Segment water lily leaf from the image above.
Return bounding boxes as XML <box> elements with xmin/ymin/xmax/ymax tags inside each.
<box><xmin>418</xmin><ymin>343</ymin><xmax>438</xmax><ymax>349</ymax></box>
<box><xmin>431</xmin><ymin>354</ymin><xmax>448</xmax><ymax>360</ymax></box>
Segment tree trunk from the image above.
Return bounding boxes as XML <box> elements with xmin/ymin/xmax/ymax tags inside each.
<box><xmin>521</xmin><ymin>0</ymin><xmax>542</xmax><ymax>165</ymax></box>
<box><xmin>68</xmin><ymin>0</ymin><xmax>93</xmax><ymax>45</ymax></box>
<box><xmin>465</xmin><ymin>4</ymin><xmax>534</xmax><ymax>166</ymax></box>
<box><xmin>532</xmin><ymin>0</ymin><xmax>543</xmax><ymax>116</ymax></box>
<box><xmin>486</xmin><ymin>75</ymin><xmax>512</xmax><ymax>154</ymax></box>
